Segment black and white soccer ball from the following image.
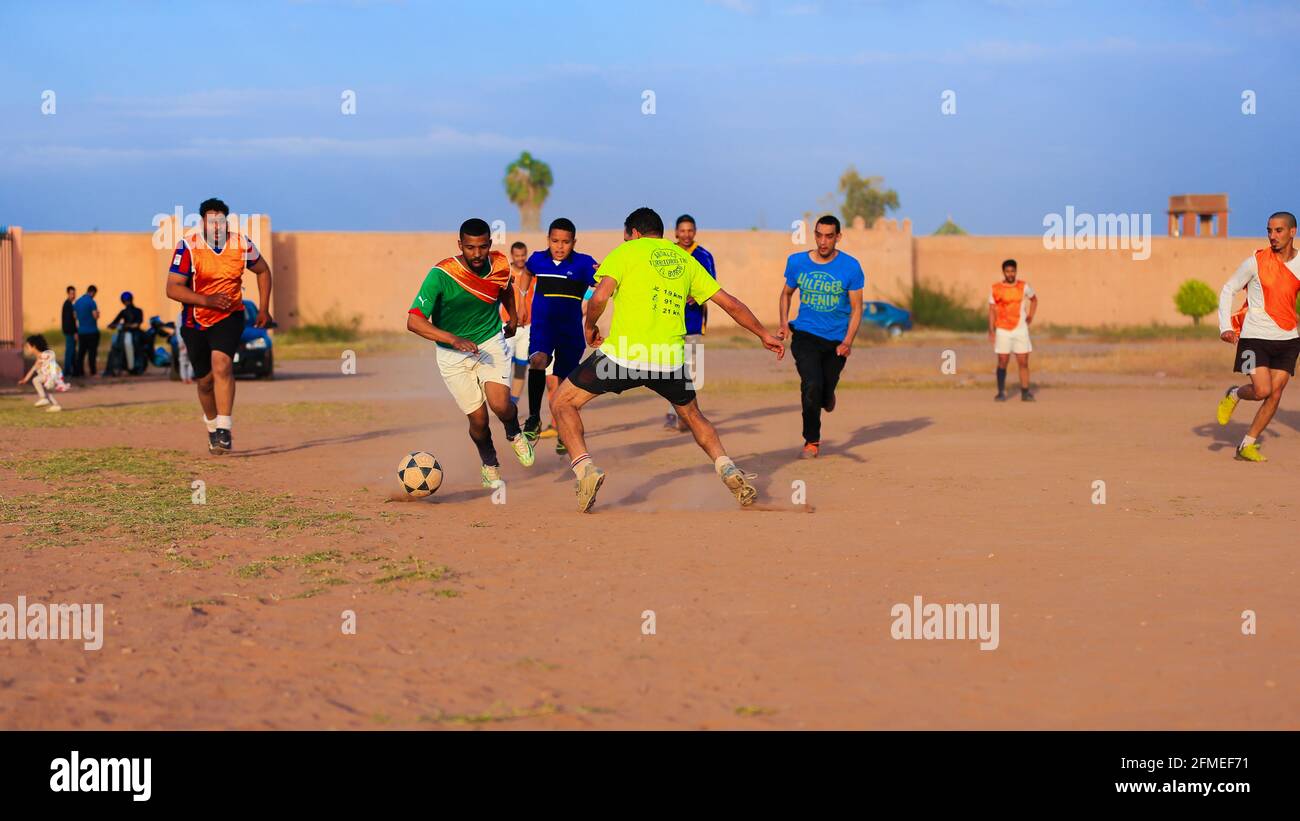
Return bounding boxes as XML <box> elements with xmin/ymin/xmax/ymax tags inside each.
<box><xmin>397</xmin><ymin>451</ymin><xmax>443</xmax><ymax>498</ymax></box>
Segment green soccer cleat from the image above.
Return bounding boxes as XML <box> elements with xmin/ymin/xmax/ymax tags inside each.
<box><xmin>481</xmin><ymin>464</ymin><xmax>503</xmax><ymax>488</ymax></box>
<box><xmin>522</xmin><ymin>416</ymin><xmax>542</xmax><ymax>443</ymax></box>
<box><xmin>1216</xmin><ymin>388</ymin><xmax>1240</xmax><ymax>426</ymax></box>
<box><xmin>510</xmin><ymin>434</ymin><xmax>535</xmax><ymax>468</ymax></box>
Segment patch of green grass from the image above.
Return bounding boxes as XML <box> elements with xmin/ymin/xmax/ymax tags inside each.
<box><xmin>277</xmin><ymin>309</ymin><xmax>363</xmax><ymax>344</ymax></box>
<box><xmin>0</xmin><ymin>398</ymin><xmax>373</xmax><ymax>429</ymax></box>
<box><xmin>236</xmin><ymin>550</ymin><xmax>346</xmax><ymax>579</ymax></box>
<box><xmin>0</xmin><ymin>448</ymin><xmax>360</xmax><ymax>549</ymax></box>
<box><xmin>419</xmin><ymin>702</ymin><xmax>559</xmax><ymax>725</ymax></box>
<box><xmin>516</xmin><ymin>657</ymin><xmax>560</xmax><ymax>671</ymax></box>
<box><xmin>433</xmin><ymin>588</ymin><xmax>461</xmax><ymax>598</ymax></box>
<box><xmin>734</xmin><ymin>705</ymin><xmax>777</xmax><ymax>717</ymax></box>
<box><xmin>1040</xmin><ymin>322</ymin><xmax>1221</xmax><ymax>342</ymax></box>
<box><xmin>374</xmin><ymin>556</ymin><xmax>449</xmax><ymax>586</ymax></box>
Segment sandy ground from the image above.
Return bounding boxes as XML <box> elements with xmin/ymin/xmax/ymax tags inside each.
<box><xmin>0</xmin><ymin>338</ymin><xmax>1296</xmax><ymax>729</ymax></box>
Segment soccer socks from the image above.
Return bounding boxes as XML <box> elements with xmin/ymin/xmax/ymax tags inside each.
<box><xmin>570</xmin><ymin>453</ymin><xmax>592</xmax><ymax>477</ymax></box>
<box><xmin>502</xmin><ymin>408</ymin><xmax>522</xmax><ymax>441</ymax></box>
<box><xmin>204</xmin><ymin>416</ymin><xmax>218</xmax><ymax>434</ymax></box>
<box><xmin>470</xmin><ymin>427</ymin><xmax>499</xmax><ymax>467</ymax></box>
<box><xmin>216</xmin><ymin>415</ymin><xmax>232</xmax><ymax>431</ymax></box>
<box><xmin>1241</xmin><ymin>435</ymin><xmax>1257</xmax><ymax>449</ymax></box>
<box><xmin>714</xmin><ymin>455</ymin><xmax>736</xmax><ymax>477</ymax></box>
<box><xmin>1229</xmin><ymin>387</ymin><xmax>1240</xmax><ymax>400</ymax></box>
<box><xmin>996</xmin><ymin>367</ymin><xmax>1007</xmax><ymax>394</ymax></box>
<box><xmin>527</xmin><ymin>368</ymin><xmax>547</xmax><ymax>422</ymax></box>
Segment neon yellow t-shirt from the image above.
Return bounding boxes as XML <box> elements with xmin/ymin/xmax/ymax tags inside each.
<box><xmin>595</xmin><ymin>237</ymin><xmax>722</xmax><ymax>369</ymax></box>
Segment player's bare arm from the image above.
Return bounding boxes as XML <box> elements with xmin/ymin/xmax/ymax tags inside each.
<box><xmin>1025</xmin><ymin>294</ymin><xmax>1038</xmax><ymax>325</ymax></box>
<box><xmin>988</xmin><ymin>303</ymin><xmax>998</xmax><ymax>341</ymax></box>
<box><xmin>407</xmin><ymin>311</ymin><xmax>478</xmax><ymax>353</ymax></box>
<box><xmin>165</xmin><ymin>272</ymin><xmax>239</xmax><ymax>312</ymax></box>
<box><xmin>778</xmin><ymin>284</ymin><xmax>796</xmax><ymax>340</ymax></box>
<box><xmin>584</xmin><ymin>277</ymin><xmax>614</xmax><ymax>347</ymax></box>
<box><xmin>247</xmin><ymin>255</ymin><xmax>274</xmax><ymax>329</ymax></box>
<box><xmin>500</xmin><ymin>285</ymin><xmax>518</xmax><ymax>338</ymax></box>
<box><xmin>838</xmin><ymin>289</ymin><xmax>864</xmax><ymax>357</ymax></box>
<box><xmin>709</xmin><ymin>289</ymin><xmax>784</xmax><ymax>359</ymax></box>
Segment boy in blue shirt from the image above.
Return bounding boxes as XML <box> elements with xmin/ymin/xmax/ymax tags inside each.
<box><xmin>522</xmin><ymin>218</ymin><xmax>599</xmax><ymax>454</ymax></box>
<box><xmin>778</xmin><ymin>215</ymin><xmax>864</xmax><ymax>458</ymax></box>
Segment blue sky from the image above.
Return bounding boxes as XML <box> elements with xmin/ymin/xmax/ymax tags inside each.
<box><xmin>1</xmin><ymin>0</ymin><xmax>1297</xmax><ymax>234</ymax></box>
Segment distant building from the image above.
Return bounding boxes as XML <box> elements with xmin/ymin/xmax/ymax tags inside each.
<box><xmin>1168</xmin><ymin>193</ymin><xmax>1228</xmax><ymax>237</ymax></box>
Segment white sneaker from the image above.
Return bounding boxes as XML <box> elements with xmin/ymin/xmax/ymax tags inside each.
<box><xmin>33</xmin><ymin>398</ymin><xmax>51</xmax><ymax>407</ymax></box>
<box><xmin>46</xmin><ymin>404</ymin><xmax>63</xmax><ymax>412</ymax></box>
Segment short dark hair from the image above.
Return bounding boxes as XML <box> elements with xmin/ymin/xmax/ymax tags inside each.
<box><xmin>26</xmin><ymin>334</ymin><xmax>49</xmax><ymax>352</ymax></box>
<box><xmin>548</xmin><ymin>217</ymin><xmax>576</xmax><ymax>236</ymax></box>
<box><xmin>1268</xmin><ymin>211</ymin><xmax>1297</xmax><ymax>229</ymax></box>
<box><xmin>510</xmin><ymin>241</ymin><xmax>527</xmax><ymax>252</ymax></box>
<box><xmin>624</xmin><ymin>207</ymin><xmax>664</xmax><ymax>238</ymax></box>
<box><xmin>1002</xmin><ymin>259</ymin><xmax>1018</xmax><ymax>270</ymax></box>
<box><xmin>815</xmin><ymin>215</ymin><xmax>841</xmax><ymax>233</ymax></box>
<box><xmin>87</xmin><ymin>284</ymin><xmax>97</xmax><ymax>294</ymax></box>
<box><xmin>66</xmin><ymin>285</ymin><xmax>75</xmax><ymax>293</ymax></box>
<box><xmin>676</xmin><ymin>214</ymin><xmax>696</xmax><ymax>228</ymax></box>
<box><xmin>199</xmin><ymin>197</ymin><xmax>229</xmax><ymax>217</ymax></box>
<box><xmin>459</xmin><ymin>218</ymin><xmax>491</xmax><ymax>239</ymax></box>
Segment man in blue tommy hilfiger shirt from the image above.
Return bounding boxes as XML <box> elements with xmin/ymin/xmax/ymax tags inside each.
<box><xmin>663</xmin><ymin>213</ymin><xmax>718</xmax><ymax>432</ymax></box>
<box><xmin>522</xmin><ymin>217</ymin><xmax>599</xmax><ymax>454</ymax></box>
<box><xmin>778</xmin><ymin>214</ymin><xmax>864</xmax><ymax>459</ymax></box>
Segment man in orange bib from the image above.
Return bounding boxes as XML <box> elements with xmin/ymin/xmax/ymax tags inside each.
<box><xmin>1215</xmin><ymin>212</ymin><xmax>1300</xmax><ymax>462</ymax></box>
<box><xmin>988</xmin><ymin>259</ymin><xmax>1037</xmax><ymax>401</ymax></box>
<box><xmin>166</xmin><ymin>198</ymin><xmax>273</xmax><ymax>455</ymax></box>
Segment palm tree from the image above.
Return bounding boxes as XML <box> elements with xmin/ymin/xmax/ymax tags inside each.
<box><xmin>504</xmin><ymin>152</ymin><xmax>553</xmax><ymax>231</ymax></box>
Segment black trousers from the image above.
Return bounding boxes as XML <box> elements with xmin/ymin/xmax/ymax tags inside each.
<box><xmin>77</xmin><ymin>332</ymin><xmax>100</xmax><ymax>376</ymax></box>
<box><xmin>791</xmin><ymin>328</ymin><xmax>847</xmax><ymax>444</ymax></box>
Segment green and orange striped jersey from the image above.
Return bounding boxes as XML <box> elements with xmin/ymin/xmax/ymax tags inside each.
<box><xmin>409</xmin><ymin>251</ymin><xmax>511</xmax><ymax>349</ymax></box>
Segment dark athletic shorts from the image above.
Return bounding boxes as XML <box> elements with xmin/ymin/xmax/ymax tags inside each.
<box><xmin>181</xmin><ymin>311</ymin><xmax>244</xmax><ymax>379</ymax></box>
<box><xmin>567</xmin><ymin>351</ymin><xmax>696</xmax><ymax>407</ymax></box>
<box><xmin>1234</xmin><ymin>337</ymin><xmax>1300</xmax><ymax>376</ymax></box>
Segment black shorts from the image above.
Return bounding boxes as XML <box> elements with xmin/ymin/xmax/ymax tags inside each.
<box><xmin>567</xmin><ymin>351</ymin><xmax>696</xmax><ymax>406</ymax></box>
<box><xmin>1234</xmin><ymin>337</ymin><xmax>1300</xmax><ymax>376</ymax></box>
<box><xmin>181</xmin><ymin>311</ymin><xmax>244</xmax><ymax>379</ymax></box>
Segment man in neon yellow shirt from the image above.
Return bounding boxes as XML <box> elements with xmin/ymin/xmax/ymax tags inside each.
<box><xmin>551</xmin><ymin>207</ymin><xmax>785</xmax><ymax>513</ymax></box>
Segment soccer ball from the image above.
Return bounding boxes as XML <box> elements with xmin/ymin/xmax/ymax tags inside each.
<box><xmin>397</xmin><ymin>451</ymin><xmax>442</xmax><ymax>498</ymax></box>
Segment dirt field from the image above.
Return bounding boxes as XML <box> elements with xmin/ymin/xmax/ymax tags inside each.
<box><xmin>1</xmin><ymin>336</ymin><xmax>1296</xmax><ymax>729</ymax></box>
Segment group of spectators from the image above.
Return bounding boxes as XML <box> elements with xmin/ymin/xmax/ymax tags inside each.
<box><xmin>60</xmin><ymin>284</ymin><xmax>146</xmax><ymax>377</ymax></box>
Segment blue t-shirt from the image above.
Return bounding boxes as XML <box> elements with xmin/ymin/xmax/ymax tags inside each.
<box><xmin>526</xmin><ymin>251</ymin><xmax>598</xmax><ymax>325</ymax></box>
<box><xmin>784</xmin><ymin>251</ymin><xmax>865</xmax><ymax>342</ymax></box>
<box><xmin>683</xmin><ymin>245</ymin><xmax>717</xmax><ymax>336</ymax></box>
<box><xmin>73</xmin><ymin>294</ymin><xmax>99</xmax><ymax>333</ymax></box>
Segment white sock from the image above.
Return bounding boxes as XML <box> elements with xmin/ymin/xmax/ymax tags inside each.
<box><xmin>714</xmin><ymin>455</ymin><xmax>735</xmax><ymax>477</ymax></box>
<box><xmin>1240</xmin><ymin>435</ymin><xmax>1256</xmax><ymax>449</ymax></box>
<box><xmin>216</xmin><ymin>415</ymin><xmax>232</xmax><ymax>431</ymax></box>
<box><xmin>204</xmin><ymin>416</ymin><xmax>218</xmax><ymax>434</ymax></box>
<box><xmin>1229</xmin><ymin>387</ymin><xmax>1239</xmax><ymax>400</ymax></box>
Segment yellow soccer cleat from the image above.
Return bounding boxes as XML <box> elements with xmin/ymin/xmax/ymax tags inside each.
<box><xmin>1216</xmin><ymin>388</ymin><xmax>1239</xmax><ymax>426</ymax></box>
<box><xmin>1235</xmin><ymin>443</ymin><xmax>1266</xmax><ymax>463</ymax></box>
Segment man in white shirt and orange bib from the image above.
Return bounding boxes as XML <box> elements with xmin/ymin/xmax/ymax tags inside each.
<box><xmin>1215</xmin><ymin>212</ymin><xmax>1300</xmax><ymax>462</ymax></box>
<box><xmin>988</xmin><ymin>258</ymin><xmax>1037</xmax><ymax>402</ymax></box>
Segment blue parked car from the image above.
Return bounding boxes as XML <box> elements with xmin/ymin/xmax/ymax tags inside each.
<box><xmin>862</xmin><ymin>301</ymin><xmax>913</xmax><ymax>336</ymax></box>
<box><xmin>234</xmin><ymin>299</ymin><xmax>275</xmax><ymax>378</ymax></box>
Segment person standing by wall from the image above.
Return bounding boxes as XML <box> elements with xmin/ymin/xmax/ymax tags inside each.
<box><xmin>61</xmin><ymin>285</ymin><xmax>79</xmax><ymax>377</ymax></box>
<box><xmin>74</xmin><ymin>284</ymin><xmax>101</xmax><ymax>377</ymax></box>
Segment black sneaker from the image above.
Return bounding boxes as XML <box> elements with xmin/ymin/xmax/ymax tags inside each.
<box><xmin>555</xmin><ymin>438</ymin><xmax>568</xmax><ymax>455</ymax></box>
<box><xmin>207</xmin><ymin>430</ymin><xmax>220</xmax><ymax>453</ymax></box>
<box><xmin>214</xmin><ymin>428</ymin><xmax>233</xmax><ymax>454</ymax></box>
<box><xmin>823</xmin><ymin>391</ymin><xmax>837</xmax><ymax>413</ymax></box>
<box><xmin>1021</xmin><ymin>390</ymin><xmax>1035</xmax><ymax>402</ymax></box>
<box><xmin>522</xmin><ymin>416</ymin><xmax>541</xmax><ymax>442</ymax></box>
<box><xmin>994</xmin><ymin>392</ymin><xmax>1007</xmax><ymax>402</ymax></box>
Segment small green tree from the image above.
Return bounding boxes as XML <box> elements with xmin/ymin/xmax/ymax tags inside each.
<box><xmin>933</xmin><ymin>216</ymin><xmax>967</xmax><ymax>235</ymax></box>
<box><xmin>1174</xmin><ymin>279</ymin><xmax>1217</xmax><ymax>325</ymax></box>
<box><xmin>838</xmin><ymin>167</ymin><xmax>899</xmax><ymax>228</ymax></box>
